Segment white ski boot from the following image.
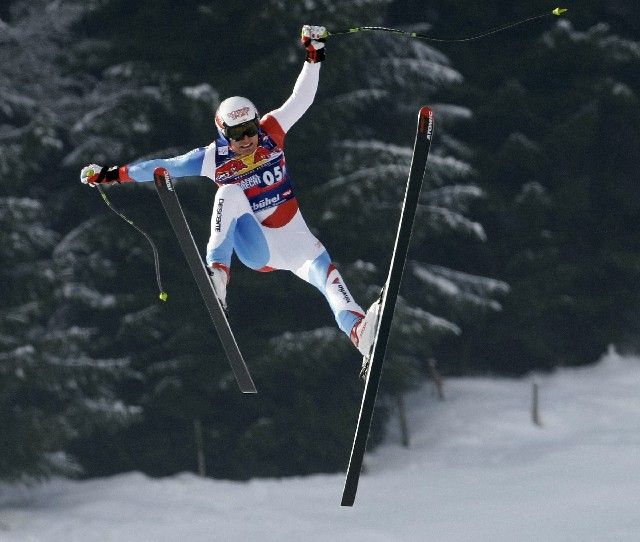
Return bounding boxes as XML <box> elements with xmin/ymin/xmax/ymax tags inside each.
<box><xmin>208</xmin><ymin>264</ymin><xmax>229</xmax><ymax>310</ymax></box>
<box><xmin>351</xmin><ymin>298</ymin><xmax>382</xmax><ymax>380</ymax></box>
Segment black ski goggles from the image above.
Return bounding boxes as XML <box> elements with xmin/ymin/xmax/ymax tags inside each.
<box><xmin>225</xmin><ymin>119</ymin><xmax>259</xmax><ymax>141</ymax></box>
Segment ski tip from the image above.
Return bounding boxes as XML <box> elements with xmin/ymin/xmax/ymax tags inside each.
<box><xmin>552</xmin><ymin>7</ymin><xmax>568</xmax><ymax>16</ymax></box>
<box><xmin>153</xmin><ymin>167</ymin><xmax>173</xmax><ymax>190</ymax></box>
<box><xmin>418</xmin><ymin>106</ymin><xmax>434</xmax><ymax>139</ymax></box>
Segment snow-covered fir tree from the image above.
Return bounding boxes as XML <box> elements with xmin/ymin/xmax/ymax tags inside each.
<box><xmin>444</xmin><ymin>19</ymin><xmax>640</xmax><ymax>374</ymax></box>
<box><xmin>2</xmin><ymin>0</ymin><xmax>511</xmax><ymax>480</ymax></box>
<box><xmin>0</xmin><ymin>0</ymin><xmax>160</xmax><ymax>479</ymax></box>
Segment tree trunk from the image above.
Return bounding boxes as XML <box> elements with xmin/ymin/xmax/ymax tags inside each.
<box><xmin>396</xmin><ymin>393</ymin><xmax>410</xmax><ymax>448</ymax></box>
<box><xmin>194</xmin><ymin>418</ymin><xmax>206</xmax><ymax>476</ymax></box>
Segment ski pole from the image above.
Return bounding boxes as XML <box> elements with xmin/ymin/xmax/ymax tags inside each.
<box><xmin>96</xmin><ymin>185</ymin><xmax>168</xmax><ymax>302</ymax></box>
<box><xmin>328</xmin><ymin>7</ymin><xmax>568</xmax><ymax>43</ymax></box>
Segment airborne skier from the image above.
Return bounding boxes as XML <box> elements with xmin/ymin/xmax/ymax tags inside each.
<box><xmin>80</xmin><ymin>25</ymin><xmax>379</xmax><ymax>366</ymax></box>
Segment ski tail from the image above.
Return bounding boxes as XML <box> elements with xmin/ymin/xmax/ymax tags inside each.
<box><xmin>153</xmin><ymin>167</ymin><xmax>257</xmax><ymax>394</ymax></box>
<box><xmin>341</xmin><ymin>107</ymin><xmax>434</xmax><ymax>506</ymax></box>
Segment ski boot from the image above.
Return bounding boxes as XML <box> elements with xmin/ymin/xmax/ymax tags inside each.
<box><xmin>351</xmin><ymin>297</ymin><xmax>382</xmax><ymax>381</ymax></box>
<box><xmin>207</xmin><ymin>263</ymin><xmax>229</xmax><ymax>312</ymax></box>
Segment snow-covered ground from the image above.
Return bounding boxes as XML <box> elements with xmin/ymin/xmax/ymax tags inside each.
<box><xmin>2</xmin><ymin>348</ymin><xmax>640</xmax><ymax>542</ymax></box>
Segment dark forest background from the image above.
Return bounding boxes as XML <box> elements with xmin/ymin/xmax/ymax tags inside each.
<box><xmin>1</xmin><ymin>0</ymin><xmax>639</xmax><ymax>481</ymax></box>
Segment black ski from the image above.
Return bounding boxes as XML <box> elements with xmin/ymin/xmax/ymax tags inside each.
<box><xmin>153</xmin><ymin>167</ymin><xmax>257</xmax><ymax>394</ymax></box>
<box><xmin>341</xmin><ymin>107</ymin><xmax>434</xmax><ymax>506</ymax></box>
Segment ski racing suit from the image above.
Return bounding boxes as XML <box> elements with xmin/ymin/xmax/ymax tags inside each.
<box><xmin>115</xmin><ymin>62</ymin><xmax>365</xmax><ymax>340</ymax></box>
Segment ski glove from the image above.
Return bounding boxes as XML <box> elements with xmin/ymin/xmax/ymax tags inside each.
<box><xmin>301</xmin><ymin>25</ymin><xmax>327</xmax><ymax>63</ymax></box>
<box><xmin>80</xmin><ymin>164</ymin><xmax>121</xmax><ymax>186</ymax></box>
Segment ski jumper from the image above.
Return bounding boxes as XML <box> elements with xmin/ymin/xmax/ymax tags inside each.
<box><xmin>117</xmin><ymin>62</ymin><xmax>365</xmax><ymax>338</ymax></box>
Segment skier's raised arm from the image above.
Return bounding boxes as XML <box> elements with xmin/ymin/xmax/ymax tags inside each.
<box><xmin>261</xmin><ymin>25</ymin><xmax>327</xmax><ymax>137</ymax></box>
<box><xmin>80</xmin><ymin>147</ymin><xmax>207</xmax><ymax>186</ymax></box>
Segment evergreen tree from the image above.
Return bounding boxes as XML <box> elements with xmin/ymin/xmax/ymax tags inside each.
<box><xmin>2</xmin><ymin>0</ymin><xmax>506</xmax><ymax>480</ymax></box>
<box><xmin>443</xmin><ymin>20</ymin><xmax>640</xmax><ymax>373</ymax></box>
<box><xmin>0</xmin><ymin>0</ymin><xmax>145</xmax><ymax>479</ymax></box>
<box><xmin>386</xmin><ymin>2</ymin><xmax>640</xmax><ymax>374</ymax></box>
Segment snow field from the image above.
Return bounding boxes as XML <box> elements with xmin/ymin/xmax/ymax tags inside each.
<box><xmin>1</xmin><ymin>348</ymin><xmax>639</xmax><ymax>541</ymax></box>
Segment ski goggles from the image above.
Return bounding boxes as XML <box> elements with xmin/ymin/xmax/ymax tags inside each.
<box><xmin>225</xmin><ymin>119</ymin><xmax>259</xmax><ymax>141</ymax></box>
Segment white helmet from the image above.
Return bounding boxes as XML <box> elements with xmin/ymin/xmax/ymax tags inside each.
<box><xmin>215</xmin><ymin>96</ymin><xmax>259</xmax><ymax>137</ymax></box>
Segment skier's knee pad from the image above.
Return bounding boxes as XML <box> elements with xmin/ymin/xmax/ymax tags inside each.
<box><xmin>234</xmin><ymin>214</ymin><xmax>270</xmax><ymax>270</ymax></box>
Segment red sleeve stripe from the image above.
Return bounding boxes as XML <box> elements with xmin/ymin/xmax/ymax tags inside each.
<box><xmin>260</xmin><ymin>114</ymin><xmax>286</xmax><ymax>148</ymax></box>
<box><xmin>118</xmin><ymin>166</ymin><xmax>134</xmax><ymax>183</ymax></box>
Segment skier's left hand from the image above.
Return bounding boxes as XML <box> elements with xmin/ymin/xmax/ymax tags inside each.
<box><xmin>301</xmin><ymin>25</ymin><xmax>327</xmax><ymax>63</ymax></box>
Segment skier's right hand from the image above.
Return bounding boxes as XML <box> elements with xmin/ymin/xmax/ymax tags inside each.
<box><xmin>80</xmin><ymin>164</ymin><xmax>121</xmax><ymax>187</ymax></box>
